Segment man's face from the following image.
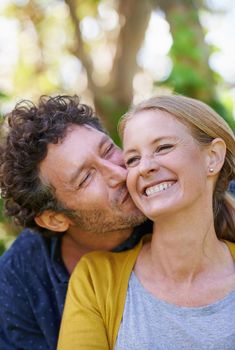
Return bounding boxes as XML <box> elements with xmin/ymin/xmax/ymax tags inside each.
<box><xmin>39</xmin><ymin>125</ymin><xmax>145</xmax><ymax>234</ymax></box>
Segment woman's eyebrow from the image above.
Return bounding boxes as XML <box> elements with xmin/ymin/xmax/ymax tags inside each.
<box><xmin>124</xmin><ymin>136</ymin><xmax>177</xmax><ymax>155</ymax></box>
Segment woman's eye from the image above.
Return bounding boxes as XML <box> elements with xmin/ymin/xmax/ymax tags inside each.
<box><xmin>156</xmin><ymin>144</ymin><xmax>173</xmax><ymax>153</ymax></box>
<box><xmin>125</xmin><ymin>157</ymin><xmax>140</xmax><ymax>167</ymax></box>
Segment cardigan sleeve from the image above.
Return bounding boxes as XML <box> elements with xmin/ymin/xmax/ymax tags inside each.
<box><xmin>57</xmin><ymin>255</ymin><xmax>110</xmax><ymax>350</ymax></box>
<box><xmin>57</xmin><ymin>238</ymin><xmax>146</xmax><ymax>350</ymax></box>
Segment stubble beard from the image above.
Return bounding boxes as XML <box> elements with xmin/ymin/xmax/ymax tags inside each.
<box><xmin>67</xmin><ymin>203</ymin><xmax>146</xmax><ymax>234</ymax></box>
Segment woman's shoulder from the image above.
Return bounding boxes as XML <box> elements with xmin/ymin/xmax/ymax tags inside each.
<box><xmin>72</xmin><ymin>234</ymin><xmax>151</xmax><ymax>283</ymax></box>
<box><xmin>76</xmin><ymin>241</ymin><xmax>140</xmax><ymax>275</ymax></box>
<box><xmin>225</xmin><ymin>240</ymin><xmax>235</xmax><ymax>260</ymax></box>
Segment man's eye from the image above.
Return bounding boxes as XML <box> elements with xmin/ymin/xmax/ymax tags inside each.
<box><xmin>78</xmin><ymin>173</ymin><xmax>91</xmax><ymax>187</ymax></box>
<box><xmin>104</xmin><ymin>143</ymin><xmax>115</xmax><ymax>157</ymax></box>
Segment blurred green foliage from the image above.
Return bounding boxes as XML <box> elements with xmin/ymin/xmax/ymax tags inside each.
<box><xmin>0</xmin><ymin>240</ymin><xmax>6</xmax><ymax>256</ymax></box>
<box><xmin>164</xmin><ymin>6</ymin><xmax>235</xmax><ymax>131</ymax></box>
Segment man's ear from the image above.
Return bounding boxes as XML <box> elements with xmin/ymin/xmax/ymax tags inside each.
<box><xmin>35</xmin><ymin>210</ymin><xmax>71</xmax><ymax>233</ymax></box>
<box><xmin>207</xmin><ymin>138</ymin><xmax>226</xmax><ymax>176</ymax></box>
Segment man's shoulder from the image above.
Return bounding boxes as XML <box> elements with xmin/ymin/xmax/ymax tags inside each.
<box><xmin>0</xmin><ymin>229</ymin><xmax>64</xmax><ymax>350</ymax></box>
<box><xmin>0</xmin><ymin>229</ymin><xmax>51</xmax><ymax>271</ymax></box>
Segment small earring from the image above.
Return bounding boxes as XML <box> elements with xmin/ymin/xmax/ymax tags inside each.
<box><xmin>209</xmin><ymin>168</ymin><xmax>214</xmax><ymax>173</ymax></box>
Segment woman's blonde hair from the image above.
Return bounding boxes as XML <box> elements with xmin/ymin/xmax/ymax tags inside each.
<box><xmin>118</xmin><ymin>94</ymin><xmax>235</xmax><ymax>242</ymax></box>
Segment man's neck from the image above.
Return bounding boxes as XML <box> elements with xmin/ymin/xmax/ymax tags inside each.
<box><xmin>61</xmin><ymin>228</ymin><xmax>132</xmax><ymax>274</ymax></box>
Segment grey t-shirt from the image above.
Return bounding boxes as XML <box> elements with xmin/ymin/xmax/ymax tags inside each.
<box><xmin>115</xmin><ymin>272</ymin><xmax>235</xmax><ymax>350</ymax></box>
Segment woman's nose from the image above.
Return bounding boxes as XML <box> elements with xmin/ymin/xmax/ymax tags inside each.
<box><xmin>138</xmin><ymin>156</ymin><xmax>160</xmax><ymax>177</ymax></box>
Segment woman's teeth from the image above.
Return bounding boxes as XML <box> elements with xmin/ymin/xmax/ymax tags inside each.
<box><xmin>145</xmin><ymin>182</ymin><xmax>174</xmax><ymax>196</ymax></box>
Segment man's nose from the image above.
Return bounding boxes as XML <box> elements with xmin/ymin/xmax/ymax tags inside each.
<box><xmin>102</xmin><ymin>160</ymin><xmax>127</xmax><ymax>187</ymax></box>
<box><xmin>139</xmin><ymin>156</ymin><xmax>160</xmax><ymax>177</ymax></box>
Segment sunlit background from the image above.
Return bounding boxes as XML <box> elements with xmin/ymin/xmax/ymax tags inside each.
<box><xmin>0</xmin><ymin>0</ymin><xmax>235</xmax><ymax>118</ymax></box>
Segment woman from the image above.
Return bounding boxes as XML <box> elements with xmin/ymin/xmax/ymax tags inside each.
<box><xmin>58</xmin><ymin>95</ymin><xmax>235</xmax><ymax>350</ymax></box>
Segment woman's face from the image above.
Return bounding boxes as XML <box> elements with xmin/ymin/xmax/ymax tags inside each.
<box><xmin>123</xmin><ymin>110</ymin><xmax>211</xmax><ymax>221</ymax></box>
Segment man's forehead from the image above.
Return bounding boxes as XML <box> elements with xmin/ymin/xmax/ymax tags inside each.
<box><xmin>66</xmin><ymin>123</ymin><xmax>102</xmax><ymax>137</ymax></box>
<box><xmin>66</xmin><ymin>124</ymin><xmax>110</xmax><ymax>147</ymax></box>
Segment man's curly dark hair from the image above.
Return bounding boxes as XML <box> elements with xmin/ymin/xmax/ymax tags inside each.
<box><xmin>0</xmin><ymin>95</ymin><xmax>105</xmax><ymax>236</ymax></box>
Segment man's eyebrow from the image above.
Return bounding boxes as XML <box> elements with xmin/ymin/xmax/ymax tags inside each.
<box><xmin>68</xmin><ymin>134</ymin><xmax>110</xmax><ymax>185</ymax></box>
<box><xmin>124</xmin><ymin>136</ymin><xmax>177</xmax><ymax>155</ymax></box>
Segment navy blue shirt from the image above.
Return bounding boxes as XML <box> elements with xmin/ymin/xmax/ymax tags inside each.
<box><xmin>229</xmin><ymin>180</ymin><xmax>235</xmax><ymax>195</ymax></box>
<box><xmin>0</xmin><ymin>222</ymin><xmax>152</xmax><ymax>350</ymax></box>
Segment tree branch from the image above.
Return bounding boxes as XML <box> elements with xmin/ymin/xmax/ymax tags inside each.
<box><xmin>64</xmin><ymin>0</ymin><xmax>97</xmax><ymax>93</ymax></box>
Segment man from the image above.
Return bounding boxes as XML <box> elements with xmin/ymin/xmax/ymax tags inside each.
<box><xmin>0</xmin><ymin>95</ymin><xmax>151</xmax><ymax>350</ymax></box>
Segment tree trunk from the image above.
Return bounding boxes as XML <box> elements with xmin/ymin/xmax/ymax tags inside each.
<box><xmin>66</xmin><ymin>0</ymin><xmax>152</xmax><ymax>143</ymax></box>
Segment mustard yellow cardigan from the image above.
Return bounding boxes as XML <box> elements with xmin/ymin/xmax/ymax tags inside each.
<box><xmin>57</xmin><ymin>237</ymin><xmax>235</xmax><ymax>350</ymax></box>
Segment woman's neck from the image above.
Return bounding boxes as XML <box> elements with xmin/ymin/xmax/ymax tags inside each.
<box><xmin>133</xmin><ymin>191</ymin><xmax>235</xmax><ymax>307</ymax></box>
<box><xmin>137</xmin><ymin>205</ymin><xmax>231</xmax><ymax>284</ymax></box>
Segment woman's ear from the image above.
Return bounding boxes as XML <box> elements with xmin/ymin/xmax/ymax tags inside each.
<box><xmin>35</xmin><ymin>210</ymin><xmax>72</xmax><ymax>233</ymax></box>
<box><xmin>207</xmin><ymin>138</ymin><xmax>226</xmax><ymax>176</ymax></box>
